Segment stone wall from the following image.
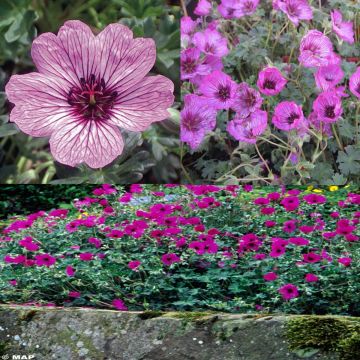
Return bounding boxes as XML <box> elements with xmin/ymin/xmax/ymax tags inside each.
<box><xmin>0</xmin><ymin>305</ymin><xmax>358</xmax><ymax>360</ymax></box>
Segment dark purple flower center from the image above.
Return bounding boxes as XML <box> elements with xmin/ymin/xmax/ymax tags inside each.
<box><xmin>227</xmin><ymin>8</ymin><xmax>235</xmax><ymax>16</ymax></box>
<box><xmin>356</xmin><ymin>84</ymin><xmax>360</xmax><ymax>94</ymax></box>
<box><xmin>67</xmin><ymin>73</ymin><xmax>118</xmax><ymax>121</ymax></box>
<box><xmin>183</xmin><ymin>112</ymin><xmax>202</xmax><ymax>132</ymax></box>
<box><xmin>217</xmin><ymin>85</ymin><xmax>231</xmax><ymax>101</ymax></box>
<box><xmin>244</xmin><ymin>91</ymin><xmax>256</xmax><ymax>107</ymax></box>
<box><xmin>263</xmin><ymin>79</ymin><xmax>276</xmax><ymax>90</ymax></box>
<box><xmin>325</xmin><ymin>105</ymin><xmax>335</xmax><ymax>119</ymax></box>
<box><xmin>205</xmin><ymin>43</ymin><xmax>215</xmax><ymax>54</ymax></box>
<box><xmin>182</xmin><ymin>59</ymin><xmax>196</xmax><ymax>74</ymax></box>
<box><xmin>287</xmin><ymin>112</ymin><xmax>299</xmax><ymax>124</ymax></box>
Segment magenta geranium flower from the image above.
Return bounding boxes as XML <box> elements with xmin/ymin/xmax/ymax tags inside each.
<box><xmin>192</xmin><ymin>29</ymin><xmax>229</xmax><ymax>58</ymax></box>
<box><xmin>161</xmin><ymin>253</ymin><xmax>181</xmax><ymax>266</ymax></box>
<box><xmin>349</xmin><ymin>67</ymin><xmax>360</xmax><ymax>99</ymax></box>
<box><xmin>35</xmin><ymin>253</ymin><xmax>56</xmax><ymax>267</ymax></box>
<box><xmin>181</xmin><ymin>48</ymin><xmax>210</xmax><ymax>80</ymax></box>
<box><xmin>232</xmin><ymin>82</ymin><xmax>263</xmax><ymax>118</ymax></box>
<box><xmin>278</xmin><ymin>0</ymin><xmax>313</xmax><ymax>27</ymax></box>
<box><xmin>314</xmin><ymin>64</ymin><xmax>344</xmax><ymax>91</ymax></box>
<box><xmin>299</xmin><ymin>30</ymin><xmax>334</xmax><ymax>68</ymax></box>
<box><xmin>128</xmin><ymin>260</ymin><xmax>141</xmax><ymax>271</ymax></box>
<box><xmin>263</xmin><ymin>272</ymin><xmax>278</xmax><ymax>281</ymax></box>
<box><xmin>5</xmin><ymin>20</ymin><xmax>174</xmax><ymax>168</ymax></box>
<box><xmin>227</xmin><ymin>110</ymin><xmax>268</xmax><ymax>144</ymax></box>
<box><xmin>218</xmin><ymin>0</ymin><xmax>243</xmax><ymax>19</ymax></box>
<box><xmin>313</xmin><ymin>91</ymin><xmax>343</xmax><ymax>123</ymax></box>
<box><xmin>278</xmin><ymin>283</ymin><xmax>299</xmax><ymax>300</ymax></box>
<box><xmin>257</xmin><ymin>67</ymin><xmax>287</xmax><ymax>96</ymax></box>
<box><xmin>194</xmin><ymin>0</ymin><xmax>212</xmax><ymax>16</ymax></box>
<box><xmin>180</xmin><ymin>94</ymin><xmax>217</xmax><ymax>150</ymax></box>
<box><xmin>181</xmin><ymin>16</ymin><xmax>198</xmax><ymax>35</ymax></box>
<box><xmin>112</xmin><ymin>298</ymin><xmax>128</xmax><ymax>311</ymax></box>
<box><xmin>199</xmin><ymin>70</ymin><xmax>237</xmax><ymax>109</ymax></box>
<box><xmin>331</xmin><ymin>10</ymin><xmax>355</xmax><ymax>44</ymax></box>
<box><xmin>272</xmin><ymin>101</ymin><xmax>304</xmax><ymax>131</ymax></box>
<box><xmin>305</xmin><ymin>273</ymin><xmax>319</xmax><ymax>283</ymax></box>
<box><xmin>236</xmin><ymin>0</ymin><xmax>260</xmax><ymax>17</ymax></box>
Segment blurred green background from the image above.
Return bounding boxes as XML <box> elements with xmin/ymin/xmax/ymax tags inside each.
<box><xmin>0</xmin><ymin>0</ymin><xmax>180</xmax><ymax>184</ymax></box>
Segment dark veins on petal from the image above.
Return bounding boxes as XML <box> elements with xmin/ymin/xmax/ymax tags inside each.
<box><xmin>67</xmin><ymin>73</ymin><xmax>118</xmax><ymax>121</ymax></box>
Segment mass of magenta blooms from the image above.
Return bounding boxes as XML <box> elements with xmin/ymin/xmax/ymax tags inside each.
<box><xmin>0</xmin><ymin>184</ymin><xmax>359</xmax><ymax>315</ymax></box>
<box><xmin>180</xmin><ymin>0</ymin><xmax>360</xmax><ymax>184</ymax></box>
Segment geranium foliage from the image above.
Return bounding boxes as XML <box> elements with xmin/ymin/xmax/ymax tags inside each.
<box><xmin>0</xmin><ymin>184</ymin><xmax>359</xmax><ymax>315</ymax></box>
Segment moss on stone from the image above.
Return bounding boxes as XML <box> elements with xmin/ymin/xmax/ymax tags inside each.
<box><xmin>18</xmin><ymin>309</ymin><xmax>38</xmax><ymax>322</ymax></box>
<box><xmin>165</xmin><ymin>311</ymin><xmax>215</xmax><ymax>322</ymax></box>
<box><xmin>286</xmin><ymin>316</ymin><xmax>360</xmax><ymax>359</ymax></box>
<box><xmin>138</xmin><ymin>310</ymin><xmax>164</xmax><ymax>320</ymax></box>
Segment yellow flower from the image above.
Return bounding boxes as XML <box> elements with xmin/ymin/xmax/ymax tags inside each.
<box><xmin>77</xmin><ymin>211</ymin><xmax>89</xmax><ymax>219</ymax></box>
<box><xmin>307</xmin><ymin>185</ymin><xmax>314</xmax><ymax>191</ymax></box>
<box><xmin>313</xmin><ymin>189</ymin><xmax>323</xmax><ymax>193</ymax></box>
<box><xmin>329</xmin><ymin>186</ymin><xmax>339</xmax><ymax>192</ymax></box>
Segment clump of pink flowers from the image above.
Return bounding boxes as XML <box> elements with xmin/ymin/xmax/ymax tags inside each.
<box><xmin>180</xmin><ymin>0</ymin><xmax>359</xmax><ymax>184</ymax></box>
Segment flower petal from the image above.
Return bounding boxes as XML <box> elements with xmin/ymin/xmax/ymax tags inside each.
<box><xmin>96</xmin><ymin>24</ymin><xmax>156</xmax><ymax>90</ymax></box>
<box><xmin>5</xmin><ymin>72</ymin><xmax>71</xmax><ymax>136</ymax></box>
<box><xmin>49</xmin><ymin>120</ymin><xmax>124</xmax><ymax>168</ymax></box>
<box><xmin>109</xmin><ymin>75</ymin><xmax>174</xmax><ymax>131</ymax></box>
<box><xmin>31</xmin><ymin>20</ymin><xmax>95</xmax><ymax>86</ymax></box>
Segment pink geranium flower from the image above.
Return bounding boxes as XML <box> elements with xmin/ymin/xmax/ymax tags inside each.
<box><xmin>305</xmin><ymin>273</ymin><xmax>319</xmax><ymax>282</ymax></box>
<box><xmin>66</xmin><ymin>266</ymin><xmax>75</xmax><ymax>277</ymax></box>
<box><xmin>257</xmin><ymin>67</ymin><xmax>287</xmax><ymax>96</ymax></box>
<box><xmin>35</xmin><ymin>253</ymin><xmax>56</xmax><ymax>267</ymax></box>
<box><xmin>299</xmin><ymin>30</ymin><xmax>334</xmax><ymax>68</ymax></box>
<box><xmin>314</xmin><ymin>64</ymin><xmax>344</xmax><ymax>93</ymax></box>
<box><xmin>349</xmin><ymin>67</ymin><xmax>360</xmax><ymax>100</ymax></box>
<box><xmin>338</xmin><ymin>257</ymin><xmax>352</xmax><ymax>267</ymax></box>
<box><xmin>181</xmin><ymin>48</ymin><xmax>211</xmax><ymax>80</ymax></box>
<box><xmin>331</xmin><ymin>10</ymin><xmax>355</xmax><ymax>44</ymax></box>
<box><xmin>161</xmin><ymin>253</ymin><xmax>181</xmax><ymax>266</ymax></box>
<box><xmin>263</xmin><ymin>272</ymin><xmax>278</xmax><ymax>281</ymax></box>
<box><xmin>180</xmin><ymin>94</ymin><xmax>217</xmax><ymax>150</ymax></box>
<box><xmin>278</xmin><ymin>283</ymin><xmax>299</xmax><ymax>300</ymax></box>
<box><xmin>79</xmin><ymin>252</ymin><xmax>94</xmax><ymax>261</ymax></box>
<box><xmin>272</xmin><ymin>101</ymin><xmax>304</xmax><ymax>131</ymax></box>
<box><xmin>68</xmin><ymin>291</ymin><xmax>81</xmax><ymax>298</ymax></box>
<box><xmin>313</xmin><ymin>91</ymin><xmax>343</xmax><ymax>123</ymax></box>
<box><xmin>112</xmin><ymin>298</ymin><xmax>128</xmax><ymax>311</ymax></box>
<box><xmin>194</xmin><ymin>0</ymin><xmax>212</xmax><ymax>16</ymax></box>
<box><xmin>199</xmin><ymin>70</ymin><xmax>237</xmax><ymax>109</ymax></box>
<box><xmin>278</xmin><ymin>0</ymin><xmax>313</xmax><ymax>27</ymax></box>
<box><xmin>193</xmin><ymin>29</ymin><xmax>229</xmax><ymax>58</ymax></box>
<box><xmin>128</xmin><ymin>260</ymin><xmax>141</xmax><ymax>271</ymax></box>
<box><xmin>5</xmin><ymin>20</ymin><xmax>174</xmax><ymax>168</ymax></box>
<box><xmin>231</xmin><ymin>82</ymin><xmax>263</xmax><ymax>118</ymax></box>
<box><xmin>227</xmin><ymin>110</ymin><xmax>268</xmax><ymax>144</ymax></box>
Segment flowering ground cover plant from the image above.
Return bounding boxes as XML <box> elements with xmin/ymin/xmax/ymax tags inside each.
<box><xmin>0</xmin><ymin>184</ymin><xmax>359</xmax><ymax>316</ymax></box>
<box><xmin>0</xmin><ymin>0</ymin><xmax>180</xmax><ymax>184</ymax></box>
<box><xmin>180</xmin><ymin>0</ymin><xmax>360</xmax><ymax>185</ymax></box>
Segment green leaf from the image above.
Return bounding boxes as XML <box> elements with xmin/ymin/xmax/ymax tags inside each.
<box><xmin>0</xmin><ymin>123</ymin><xmax>19</xmax><ymax>137</ymax></box>
<box><xmin>4</xmin><ymin>10</ymin><xmax>38</xmax><ymax>43</ymax></box>
<box><xmin>337</xmin><ymin>145</ymin><xmax>360</xmax><ymax>175</ymax></box>
<box><xmin>293</xmin><ymin>348</ymin><xmax>320</xmax><ymax>358</ymax></box>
